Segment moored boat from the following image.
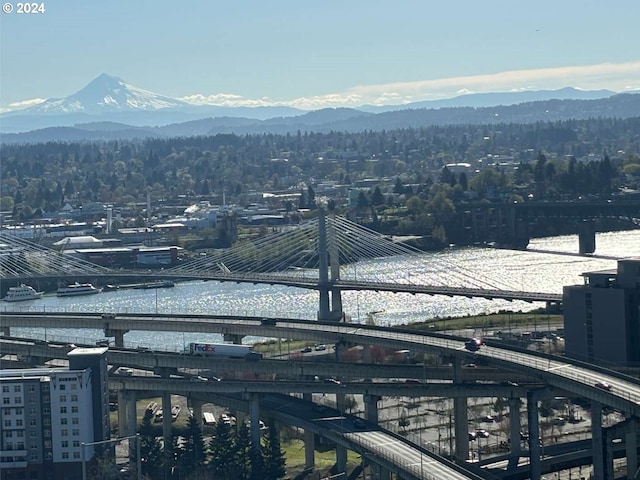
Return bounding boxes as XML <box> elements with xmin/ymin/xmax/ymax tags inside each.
<box><xmin>2</xmin><ymin>284</ymin><xmax>44</xmax><ymax>302</ymax></box>
<box><xmin>56</xmin><ymin>282</ymin><xmax>102</xmax><ymax>297</ymax></box>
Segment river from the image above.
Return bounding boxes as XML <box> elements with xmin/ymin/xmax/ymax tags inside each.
<box><xmin>4</xmin><ymin>230</ymin><xmax>640</xmax><ymax>350</ymax></box>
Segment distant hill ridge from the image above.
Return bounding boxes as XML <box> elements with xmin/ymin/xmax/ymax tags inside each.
<box><xmin>1</xmin><ymin>73</ymin><xmax>634</xmax><ymax>142</ymax></box>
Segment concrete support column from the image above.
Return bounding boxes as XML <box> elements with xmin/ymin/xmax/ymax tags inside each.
<box><xmin>364</xmin><ymin>394</ymin><xmax>380</xmax><ymax>424</ymax></box>
<box><xmin>335</xmin><ymin>444</ymin><xmax>347</xmax><ymax>477</ymax></box>
<box><xmin>125</xmin><ymin>391</ymin><xmax>137</xmax><ymax>436</ymax></box>
<box><xmin>452</xmin><ymin>359</ymin><xmax>469</xmax><ymax>462</ymax></box>
<box><xmin>117</xmin><ymin>390</ymin><xmax>127</xmax><ymax>436</ymax></box>
<box><xmin>125</xmin><ymin>391</ymin><xmax>137</xmax><ymax>459</ymax></box>
<box><xmin>605</xmin><ymin>427</ymin><xmax>615</xmax><ymax>480</ymax></box>
<box><xmin>592</xmin><ymin>401</ymin><xmax>606</xmax><ymax>480</ymax></box>
<box><xmin>104</xmin><ymin>328</ymin><xmax>129</xmax><ymax>348</ymax></box>
<box><xmin>162</xmin><ymin>390</ymin><xmax>173</xmax><ymax>466</ymax></box>
<box><xmin>222</xmin><ymin>333</ymin><xmax>244</xmax><ymax>344</ymax></box>
<box><xmin>249</xmin><ymin>394</ymin><xmax>261</xmax><ymax>458</ymax></box>
<box><xmin>302</xmin><ymin>393</ymin><xmax>315</xmax><ymax>469</ymax></box>
<box><xmin>626</xmin><ymin>418</ymin><xmax>639</xmax><ymax>480</ymax></box>
<box><xmin>361</xmin><ymin>344</ymin><xmax>372</xmax><ymax>363</ymax></box>
<box><xmin>527</xmin><ymin>390</ymin><xmax>542</xmax><ymax>480</ymax></box>
<box><xmin>508</xmin><ymin>397</ymin><xmax>522</xmax><ymax>466</ymax></box>
<box><xmin>188</xmin><ymin>398</ymin><xmax>204</xmax><ymax>426</ymax></box>
<box><xmin>370</xmin><ymin>464</ymin><xmax>391</xmax><ymax>480</ymax></box>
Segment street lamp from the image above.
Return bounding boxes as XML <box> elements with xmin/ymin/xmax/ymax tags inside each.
<box><xmin>81</xmin><ymin>433</ymin><xmax>141</xmax><ymax>480</ymax></box>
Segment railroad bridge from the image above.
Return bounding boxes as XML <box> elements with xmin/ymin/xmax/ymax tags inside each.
<box><xmin>460</xmin><ymin>199</ymin><xmax>640</xmax><ymax>252</ymax></box>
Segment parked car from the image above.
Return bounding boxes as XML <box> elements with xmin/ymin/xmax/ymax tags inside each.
<box><xmin>594</xmin><ymin>381</ymin><xmax>612</xmax><ymax>391</ymax></box>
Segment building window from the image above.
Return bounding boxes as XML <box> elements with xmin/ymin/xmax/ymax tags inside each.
<box><xmin>16</xmin><ymin>419</ymin><xmax>23</xmax><ymax>427</ymax></box>
<box><xmin>43</xmin><ymin>407</ymin><xmax>50</xmax><ymax>414</ymax></box>
<box><xmin>43</xmin><ymin>430</ymin><xmax>51</xmax><ymax>438</ymax></box>
<box><xmin>17</xmin><ymin>430</ymin><xmax>24</xmax><ymax>437</ymax></box>
<box><xmin>59</xmin><ymin>385</ymin><xmax>66</xmax><ymax>391</ymax></box>
<box><xmin>71</xmin><ymin>406</ymin><xmax>78</xmax><ymax>413</ymax></box>
<box><xmin>29</xmin><ymin>407</ymin><xmax>36</xmax><ymax>415</ymax></box>
<box><xmin>27</xmin><ymin>385</ymin><xmax>35</xmax><ymax>393</ymax></box>
<box><xmin>29</xmin><ymin>419</ymin><xmax>37</xmax><ymax>427</ymax></box>
<box><xmin>60</xmin><ymin>418</ymin><xmax>68</xmax><ymax>425</ymax></box>
<box><xmin>3</xmin><ymin>397</ymin><xmax>9</xmax><ymax>404</ymax></box>
<box><xmin>14</xmin><ymin>397</ymin><xmax>22</xmax><ymax>404</ymax></box>
<box><xmin>5</xmin><ymin>431</ymin><xmax>12</xmax><ymax>438</ymax></box>
<box><xmin>15</xmin><ymin>408</ymin><xmax>22</xmax><ymax>415</ymax></box>
<box><xmin>30</xmin><ymin>442</ymin><xmax>37</xmax><ymax>449</ymax></box>
<box><xmin>72</xmin><ymin>418</ymin><xmax>79</xmax><ymax>425</ymax></box>
<box><xmin>30</xmin><ymin>452</ymin><xmax>38</xmax><ymax>461</ymax></box>
<box><xmin>71</xmin><ymin>395</ymin><xmax>78</xmax><ymax>402</ymax></box>
<box><xmin>28</xmin><ymin>397</ymin><xmax>36</xmax><ymax>404</ymax></box>
<box><xmin>13</xmin><ymin>386</ymin><xmax>21</xmax><ymax>393</ymax></box>
<box><xmin>43</xmin><ymin>418</ymin><xmax>50</xmax><ymax>426</ymax></box>
<box><xmin>72</xmin><ymin>429</ymin><xmax>79</xmax><ymax>436</ymax></box>
<box><xmin>61</xmin><ymin>429</ymin><xmax>68</xmax><ymax>437</ymax></box>
<box><xmin>73</xmin><ymin>451</ymin><xmax>80</xmax><ymax>459</ymax></box>
<box><xmin>73</xmin><ymin>440</ymin><xmax>80</xmax><ymax>448</ymax></box>
<box><xmin>62</xmin><ymin>452</ymin><xmax>69</xmax><ymax>459</ymax></box>
<box><xmin>60</xmin><ymin>395</ymin><xmax>66</xmax><ymax>402</ymax></box>
<box><xmin>41</xmin><ymin>385</ymin><xmax>49</xmax><ymax>392</ymax></box>
<box><xmin>2</xmin><ymin>408</ymin><xmax>10</xmax><ymax>415</ymax></box>
<box><xmin>60</xmin><ymin>406</ymin><xmax>67</xmax><ymax>414</ymax></box>
<box><xmin>42</xmin><ymin>395</ymin><xmax>49</xmax><ymax>403</ymax></box>
<box><xmin>61</xmin><ymin>441</ymin><xmax>68</xmax><ymax>448</ymax></box>
<box><xmin>17</xmin><ymin>441</ymin><xmax>24</xmax><ymax>450</ymax></box>
<box><xmin>30</xmin><ymin>431</ymin><xmax>36</xmax><ymax>438</ymax></box>
<box><xmin>4</xmin><ymin>419</ymin><xmax>11</xmax><ymax>427</ymax></box>
<box><xmin>2</xmin><ymin>386</ymin><xmax>9</xmax><ymax>393</ymax></box>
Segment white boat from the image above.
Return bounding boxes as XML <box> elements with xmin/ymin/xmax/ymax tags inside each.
<box><xmin>56</xmin><ymin>282</ymin><xmax>102</xmax><ymax>297</ymax></box>
<box><xmin>2</xmin><ymin>284</ymin><xmax>44</xmax><ymax>302</ymax></box>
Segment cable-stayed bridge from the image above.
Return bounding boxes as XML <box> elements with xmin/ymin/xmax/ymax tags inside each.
<box><xmin>0</xmin><ymin>212</ymin><xmax>562</xmax><ymax>317</ymax></box>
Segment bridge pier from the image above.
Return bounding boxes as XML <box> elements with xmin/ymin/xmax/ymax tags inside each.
<box><xmin>579</xmin><ymin>219</ymin><xmax>596</xmax><ymax>254</ymax></box>
<box><xmin>223</xmin><ymin>333</ymin><xmax>244</xmax><ymax>344</ymax></box>
<box><xmin>364</xmin><ymin>394</ymin><xmax>381</xmax><ymax>423</ymax></box>
<box><xmin>452</xmin><ymin>360</ymin><xmax>469</xmax><ymax>462</ymax></box>
<box><xmin>335</xmin><ymin>391</ymin><xmax>347</xmax><ymax>475</ymax></box>
<box><xmin>302</xmin><ymin>393</ymin><xmax>316</xmax><ymax>470</ymax></box>
<box><xmin>592</xmin><ymin>401</ymin><xmax>607</xmax><ymax>480</ymax></box>
<box><xmin>104</xmin><ymin>327</ymin><xmax>129</xmax><ymax>348</ymax></box>
<box><xmin>125</xmin><ymin>391</ymin><xmax>138</xmax><ymax>460</ymax></box>
<box><xmin>161</xmin><ymin>390</ymin><xmax>173</xmax><ymax>470</ymax></box>
<box><xmin>188</xmin><ymin>398</ymin><xmax>204</xmax><ymax>427</ymax></box>
<box><xmin>248</xmin><ymin>393</ymin><xmax>262</xmax><ymax>462</ymax></box>
<box><xmin>527</xmin><ymin>389</ymin><xmax>546</xmax><ymax>480</ymax></box>
<box><xmin>626</xmin><ymin>417</ymin><xmax>639</xmax><ymax>480</ymax></box>
<box><xmin>508</xmin><ymin>397</ymin><xmax>522</xmax><ymax>468</ymax></box>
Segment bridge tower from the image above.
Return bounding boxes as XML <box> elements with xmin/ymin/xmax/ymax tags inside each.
<box><xmin>317</xmin><ymin>208</ymin><xmax>344</xmax><ymax>322</ymax></box>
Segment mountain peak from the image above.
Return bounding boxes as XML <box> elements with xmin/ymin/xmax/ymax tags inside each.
<box><xmin>20</xmin><ymin>74</ymin><xmax>188</xmax><ymax>115</ymax></box>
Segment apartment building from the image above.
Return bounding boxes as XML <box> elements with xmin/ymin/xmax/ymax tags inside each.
<box><xmin>563</xmin><ymin>258</ymin><xmax>640</xmax><ymax>366</ymax></box>
<box><xmin>0</xmin><ymin>347</ymin><xmax>109</xmax><ymax>480</ymax></box>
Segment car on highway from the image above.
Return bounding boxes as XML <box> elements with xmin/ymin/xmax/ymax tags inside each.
<box><xmin>324</xmin><ymin>377</ymin><xmax>342</xmax><ymax>385</ymax></box>
<box><xmin>475</xmin><ymin>429</ymin><xmax>490</xmax><ymax>438</ymax></box>
<box><xmin>594</xmin><ymin>380</ymin><xmax>612</xmax><ymax>391</ymax></box>
<box><xmin>300</xmin><ymin>346</ymin><xmax>313</xmax><ymax>353</ymax></box>
<box><xmin>315</xmin><ymin>344</ymin><xmax>327</xmax><ymax>351</ymax></box>
<box><xmin>464</xmin><ymin>337</ymin><xmax>483</xmax><ymax>352</ymax></box>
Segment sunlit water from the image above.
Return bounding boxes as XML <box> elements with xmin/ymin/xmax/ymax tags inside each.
<box><xmin>5</xmin><ymin>230</ymin><xmax>640</xmax><ymax>350</ymax></box>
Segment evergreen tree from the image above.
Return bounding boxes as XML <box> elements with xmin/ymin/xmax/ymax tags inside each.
<box><xmin>208</xmin><ymin>417</ymin><xmax>235</xmax><ymax>478</ymax></box>
<box><xmin>137</xmin><ymin>409</ymin><xmax>163</xmax><ymax>479</ymax></box>
<box><xmin>262</xmin><ymin>420</ymin><xmax>286</xmax><ymax>480</ymax></box>
<box><xmin>178</xmin><ymin>414</ymin><xmax>207</xmax><ymax>479</ymax></box>
<box><xmin>232</xmin><ymin>421</ymin><xmax>252</xmax><ymax>480</ymax></box>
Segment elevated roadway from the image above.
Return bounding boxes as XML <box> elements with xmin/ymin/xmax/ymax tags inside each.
<box><xmin>1</xmin><ymin>311</ymin><xmax>638</xmax><ymax>416</ymax></box>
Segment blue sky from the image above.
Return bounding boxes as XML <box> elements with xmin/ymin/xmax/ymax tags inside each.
<box><xmin>1</xmin><ymin>0</ymin><xmax>639</xmax><ymax>110</ymax></box>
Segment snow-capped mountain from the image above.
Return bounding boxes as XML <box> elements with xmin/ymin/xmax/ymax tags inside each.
<box><xmin>24</xmin><ymin>73</ymin><xmax>189</xmax><ymax>114</ymax></box>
